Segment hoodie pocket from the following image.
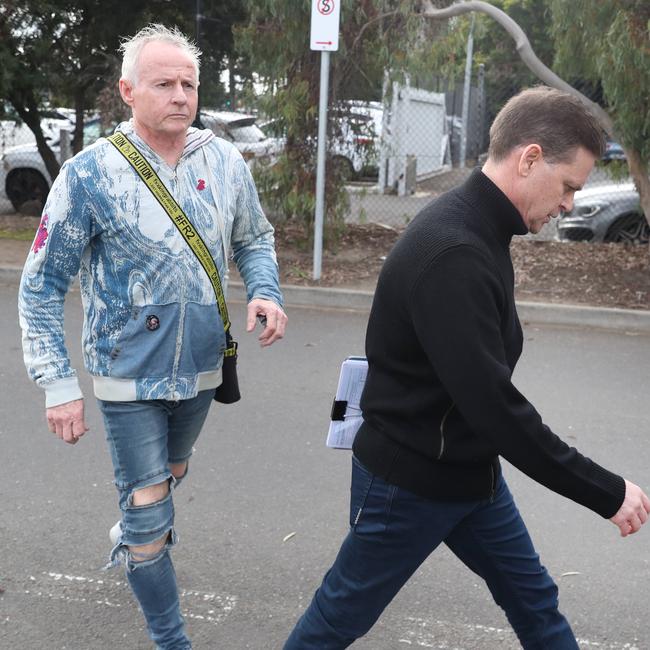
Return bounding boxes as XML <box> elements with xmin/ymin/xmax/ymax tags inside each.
<box><xmin>108</xmin><ymin>303</ymin><xmax>181</xmax><ymax>378</ymax></box>
<box><xmin>178</xmin><ymin>301</ymin><xmax>226</xmax><ymax>375</ymax></box>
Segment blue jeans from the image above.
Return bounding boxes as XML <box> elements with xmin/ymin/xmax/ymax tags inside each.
<box><xmin>98</xmin><ymin>390</ymin><xmax>214</xmax><ymax>650</ymax></box>
<box><xmin>285</xmin><ymin>456</ymin><xmax>578</xmax><ymax>649</ymax></box>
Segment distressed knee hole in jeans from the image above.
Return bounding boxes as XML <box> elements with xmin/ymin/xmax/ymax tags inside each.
<box><xmin>169</xmin><ymin>461</ymin><xmax>190</xmax><ymax>489</ymax></box>
<box><xmin>108</xmin><ymin>481</ymin><xmax>177</xmax><ymax>570</ymax></box>
<box><xmin>125</xmin><ymin>531</ymin><xmax>176</xmax><ymax>572</ymax></box>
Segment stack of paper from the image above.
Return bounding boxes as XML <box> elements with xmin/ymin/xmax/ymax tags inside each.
<box><xmin>326</xmin><ymin>356</ymin><xmax>368</xmax><ymax>449</ymax></box>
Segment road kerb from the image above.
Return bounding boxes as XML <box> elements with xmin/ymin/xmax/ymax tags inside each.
<box><xmin>2</xmin><ymin>267</ymin><xmax>649</xmax><ymax>335</ymax></box>
<box><xmin>229</xmin><ymin>281</ymin><xmax>650</xmax><ymax>335</ymax></box>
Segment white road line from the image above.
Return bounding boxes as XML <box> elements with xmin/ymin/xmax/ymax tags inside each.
<box><xmin>398</xmin><ymin>616</ymin><xmax>641</xmax><ymax>649</ymax></box>
<box><xmin>398</xmin><ymin>616</ymin><xmax>513</xmax><ymax>649</ymax></box>
<box><xmin>19</xmin><ymin>572</ymin><xmax>237</xmax><ymax>625</ymax></box>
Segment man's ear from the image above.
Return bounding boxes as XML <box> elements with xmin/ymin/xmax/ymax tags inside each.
<box><xmin>517</xmin><ymin>144</ymin><xmax>543</xmax><ymax>177</ymax></box>
<box><xmin>119</xmin><ymin>78</ymin><xmax>135</xmax><ymax>108</ymax></box>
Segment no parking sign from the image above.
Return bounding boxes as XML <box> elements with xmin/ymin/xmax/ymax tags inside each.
<box><xmin>310</xmin><ymin>0</ymin><xmax>341</xmax><ymax>51</ymax></box>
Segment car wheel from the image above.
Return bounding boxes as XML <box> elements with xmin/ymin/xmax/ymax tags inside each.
<box><xmin>604</xmin><ymin>213</ymin><xmax>650</xmax><ymax>245</ymax></box>
<box><xmin>6</xmin><ymin>168</ymin><xmax>49</xmax><ymax>215</ymax></box>
<box><xmin>331</xmin><ymin>156</ymin><xmax>355</xmax><ymax>182</ymax></box>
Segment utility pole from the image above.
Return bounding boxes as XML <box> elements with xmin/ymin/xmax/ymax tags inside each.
<box><xmin>192</xmin><ymin>0</ymin><xmax>204</xmax><ymax>129</ymax></box>
<box><xmin>460</xmin><ymin>15</ymin><xmax>475</xmax><ymax>168</ymax></box>
<box><xmin>477</xmin><ymin>63</ymin><xmax>486</xmax><ymax>158</ymax></box>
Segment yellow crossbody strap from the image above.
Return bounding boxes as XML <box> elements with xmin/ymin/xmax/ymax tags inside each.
<box><xmin>107</xmin><ymin>132</ymin><xmax>236</xmax><ymax>355</ymax></box>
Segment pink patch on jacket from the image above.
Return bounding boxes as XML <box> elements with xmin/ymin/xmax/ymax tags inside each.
<box><xmin>197</xmin><ymin>179</ymin><xmax>206</xmax><ymax>190</ymax></box>
<box><xmin>32</xmin><ymin>214</ymin><xmax>49</xmax><ymax>254</ymax></box>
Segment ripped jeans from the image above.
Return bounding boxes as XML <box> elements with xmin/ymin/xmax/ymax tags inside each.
<box><xmin>98</xmin><ymin>390</ymin><xmax>214</xmax><ymax>650</ymax></box>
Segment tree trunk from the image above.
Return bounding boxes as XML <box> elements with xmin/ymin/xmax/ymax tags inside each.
<box><xmin>422</xmin><ymin>0</ymin><xmax>650</xmax><ymax>235</ymax></box>
<box><xmin>625</xmin><ymin>148</ymin><xmax>650</xmax><ymax>229</ymax></box>
<box><xmin>73</xmin><ymin>89</ymin><xmax>86</xmax><ymax>155</ymax></box>
<box><xmin>9</xmin><ymin>93</ymin><xmax>61</xmax><ymax>182</ymax></box>
<box><xmin>228</xmin><ymin>57</ymin><xmax>236</xmax><ymax>108</ymax></box>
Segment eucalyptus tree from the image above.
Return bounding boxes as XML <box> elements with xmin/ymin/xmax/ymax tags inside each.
<box><xmin>237</xmin><ymin>0</ymin><xmax>420</xmax><ymax>241</ymax></box>
<box><xmin>0</xmin><ymin>0</ymin><xmax>245</xmax><ymax>181</ymax></box>
<box><xmin>422</xmin><ymin>0</ymin><xmax>650</xmax><ymax>235</ymax></box>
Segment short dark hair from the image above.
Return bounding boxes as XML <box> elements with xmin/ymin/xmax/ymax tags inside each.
<box><xmin>488</xmin><ymin>86</ymin><xmax>605</xmax><ymax>163</ymax></box>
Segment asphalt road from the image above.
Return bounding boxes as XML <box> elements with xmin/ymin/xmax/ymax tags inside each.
<box><xmin>1</xmin><ymin>280</ymin><xmax>649</xmax><ymax>650</ymax></box>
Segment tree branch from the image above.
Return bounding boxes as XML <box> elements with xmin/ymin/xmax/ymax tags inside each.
<box><xmin>421</xmin><ymin>0</ymin><xmax>616</xmax><ymax>137</ymax></box>
<box><xmin>351</xmin><ymin>11</ymin><xmax>400</xmax><ymax>53</ymax></box>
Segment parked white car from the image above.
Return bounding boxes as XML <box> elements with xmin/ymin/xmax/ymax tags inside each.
<box><xmin>260</xmin><ymin>101</ymin><xmax>386</xmax><ymax>181</ymax></box>
<box><xmin>1</xmin><ymin>111</ymin><xmax>281</xmax><ymax>214</ymax></box>
<box><xmin>0</xmin><ymin>108</ymin><xmax>79</xmax><ymax>154</ymax></box>
<box><xmin>329</xmin><ymin>100</ymin><xmax>385</xmax><ymax>180</ymax></box>
<box><xmin>199</xmin><ymin>110</ymin><xmax>283</xmax><ymax>169</ymax></box>
<box><xmin>0</xmin><ymin>118</ymin><xmax>103</xmax><ymax>213</ymax></box>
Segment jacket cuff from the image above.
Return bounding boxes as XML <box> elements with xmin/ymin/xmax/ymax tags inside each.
<box><xmin>592</xmin><ymin>468</ymin><xmax>627</xmax><ymax>519</ymax></box>
<box><xmin>249</xmin><ymin>292</ymin><xmax>284</xmax><ymax>308</ymax></box>
<box><xmin>44</xmin><ymin>376</ymin><xmax>83</xmax><ymax>408</ymax></box>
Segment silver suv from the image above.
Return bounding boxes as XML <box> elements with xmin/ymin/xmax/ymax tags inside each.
<box><xmin>557</xmin><ymin>182</ymin><xmax>648</xmax><ymax>245</ymax></box>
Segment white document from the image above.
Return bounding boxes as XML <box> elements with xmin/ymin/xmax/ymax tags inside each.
<box><xmin>326</xmin><ymin>356</ymin><xmax>368</xmax><ymax>449</ymax></box>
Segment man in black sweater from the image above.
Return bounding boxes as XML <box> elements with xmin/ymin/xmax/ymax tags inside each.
<box><xmin>284</xmin><ymin>87</ymin><xmax>649</xmax><ymax>649</ymax></box>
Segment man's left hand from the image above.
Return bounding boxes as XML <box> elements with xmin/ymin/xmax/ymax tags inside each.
<box><xmin>246</xmin><ymin>298</ymin><xmax>287</xmax><ymax>347</ymax></box>
<box><xmin>610</xmin><ymin>479</ymin><xmax>650</xmax><ymax>537</ymax></box>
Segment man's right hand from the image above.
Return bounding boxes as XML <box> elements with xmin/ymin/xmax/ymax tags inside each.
<box><xmin>610</xmin><ymin>480</ymin><xmax>650</xmax><ymax>537</ymax></box>
<box><xmin>46</xmin><ymin>399</ymin><xmax>89</xmax><ymax>445</ymax></box>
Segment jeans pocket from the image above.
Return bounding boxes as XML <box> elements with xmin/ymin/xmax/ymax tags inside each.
<box><xmin>350</xmin><ymin>456</ymin><xmax>396</xmax><ymax>534</ymax></box>
<box><xmin>349</xmin><ymin>456</ymin><xmax>373</xmax><ymax>528</ymax></box>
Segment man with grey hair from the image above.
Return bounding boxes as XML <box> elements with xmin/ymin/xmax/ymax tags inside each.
<box><xmin>19</xmin><ymin>23</ymin><xmax>286</xmax><ymax>648</ymax></box>
<box><xmin>284</xmin><ymin>86</ymin><xmax>649</xmax><ymax>649</ymax></box>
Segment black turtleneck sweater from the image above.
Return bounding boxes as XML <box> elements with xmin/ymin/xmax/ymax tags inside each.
<box><xmin>353</xmin><ymin>170</ymin><xmax>625</xmax><ymax>519</ymax></box>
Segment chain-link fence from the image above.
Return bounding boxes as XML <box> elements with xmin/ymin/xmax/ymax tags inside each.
<box><xmin>328</xmin><ymin>72</ymin><xmax>644</xmax><ymax>244</ymax></box>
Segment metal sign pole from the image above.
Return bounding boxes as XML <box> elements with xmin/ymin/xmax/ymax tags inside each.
<box><xmin>313</xmin><ymin>50</ymin><xmax>330</xmax><ymax>281</ymax></box>
<box><xmin>310</xmin><ymin>0</ymin><xmax>340</xmax><ymax>281</ymax></box>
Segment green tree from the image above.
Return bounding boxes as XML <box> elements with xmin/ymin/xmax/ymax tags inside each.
<box><xmin>237</xmin><ymin>0</ymin><xmax>420</xmax><ymax>243</ymax></box>
<box><xmin>421</xmin><ymin>0</ymin><xmax>555</xmax><ymax>122</ymax></box>
<box><xmin>0</xmin><ymin>0</ymin><xmax>245</xmax><ymax>185</ymax></box>
<box><xmin>192</xmin><ymin>0</ymin><xmax>249</xmax><ymax>109</ymax></box>
<box><xmin>422</xmin><ymin>0</ymin><xmax>650</xmax><ymax>236</ymax></box>
<box><xmin>550</xmin><ymin>0</ymin><xmax>650</xmax><ymax>225</ymax></box>
<box><xmin>0</xmin><ymin>2</ymin><xmax>67</xmax><ymax>182</ymax></box>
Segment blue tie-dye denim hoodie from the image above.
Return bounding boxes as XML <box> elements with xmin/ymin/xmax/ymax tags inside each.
<box><xmin>18</xmin><ymin>121</ymin><xmax>283</xmax><ymax>407</ymax></box>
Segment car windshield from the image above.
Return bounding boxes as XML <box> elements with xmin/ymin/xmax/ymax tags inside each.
<box><xmin>228</xmin><ymin>124</ymin><xmax>267</xmax><ymax>143</ymax></box>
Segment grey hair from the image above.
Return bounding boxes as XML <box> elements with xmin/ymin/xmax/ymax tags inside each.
<box><xmin>119</xmin><ymin>24</ymin><xmax>201</xmax><ymax>85</ymax></box>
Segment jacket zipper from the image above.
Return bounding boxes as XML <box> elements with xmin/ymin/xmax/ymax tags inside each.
<box><xmin>438</xmin><ymin>402</ymin><xmax>455</xmax><ymax>459</ymax></box>
<box><xmin>168</xmin><ymin>168</ymin><xmax>183</xmax><ymax>395</ymax></box>
<box><xmin>489</xmin><ymin>464</ymin><xmax>496</xmax><ymax>503</ymax></box>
